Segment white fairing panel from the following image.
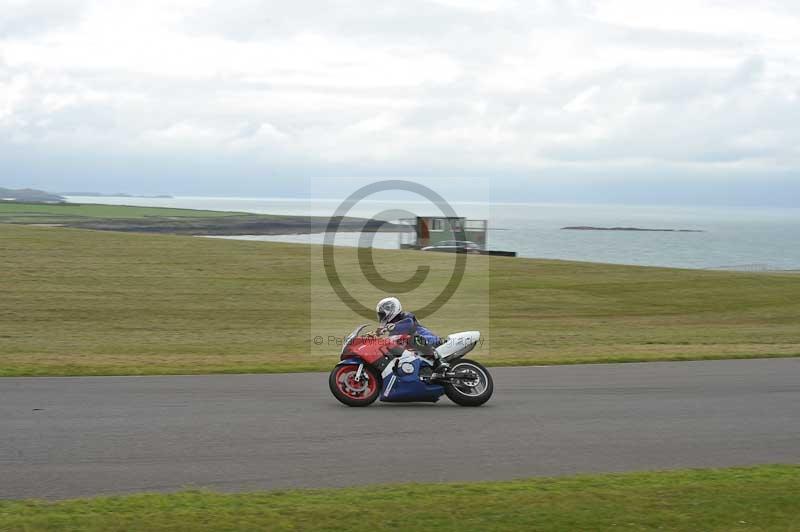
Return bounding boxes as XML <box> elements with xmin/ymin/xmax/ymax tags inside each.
<box><xmin>435</xmin><ymin>331</ymin><xmax>480</xmax><ymax>361</ymax></box>
<box><xmin>381</xmin><ymin>349</ymin><xmax>429</xmax><ymax>379</ymax></box>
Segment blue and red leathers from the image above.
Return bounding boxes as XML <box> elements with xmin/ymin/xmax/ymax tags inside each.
<box><xmin>388</xmin><ymin>312</ymin><xmax>443</xmax><ymax>348</ymax></box>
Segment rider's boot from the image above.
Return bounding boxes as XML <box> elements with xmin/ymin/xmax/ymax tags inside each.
<box><xmin>430</xmin><ymin>354</ymin><xmax>450</xmax><ymax>379</ymax></box>
<box><xmin>416</xmin><ymin>337</ymin><xmax>449</xmax><ymax>378</ymax></box>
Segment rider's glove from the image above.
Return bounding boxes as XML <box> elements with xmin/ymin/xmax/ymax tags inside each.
<box><xmin>412</xmin><ymin>335</ymin><xmax>428</xmax><ymax>347</ymax></box>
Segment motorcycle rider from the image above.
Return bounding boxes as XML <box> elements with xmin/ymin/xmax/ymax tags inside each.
<box><xmin>376</xmin><ymin>296</ymin><xmax>449</xmax><ymax>372</ymax></box>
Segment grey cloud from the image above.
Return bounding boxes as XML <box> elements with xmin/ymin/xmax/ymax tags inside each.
<box><xmin>180</xmin><ymin>0</ymin><xmax>478</xmax><ymax>42</ymax></box>
<box><xmin>1</xmin><ymin>0</ymin><xmax>799</xmax><ymax>204</ymax></box>
<box><xmin>639</xmin><ymin>55</ymin><xmax>765</xmax><ymax>102</ymax></box>
<box><xmin>538</xmin><ymin>87</ymin><xmax>800</xmax><ymax>165</ymax></box>
<box><xmin>0</xmin><ymin>0</ymin><xmax>86</xmax><ymax>37</ymax></box>
<box><xmin>729</xmin><ymin>55</ymin><xmax>765</xmax><ymax>85</ymax></box>
<box><xmin>609</xmin><ymin>25</ymin><xmax>757</xmax><ymax>50</ymax></box>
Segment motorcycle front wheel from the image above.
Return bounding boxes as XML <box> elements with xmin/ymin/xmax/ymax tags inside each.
<box><xmin>444</xmin><ymin>359</ymin><xmax>493</xmax><ymax>406</ymax></box>
<box><xmin>329</xmin><ymin>364</ymin><xmax>381</xmax><ymax>407</ymax></box>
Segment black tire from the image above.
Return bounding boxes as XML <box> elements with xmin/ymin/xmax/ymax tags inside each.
<box><xmin>444</xmin><ymin>359</ymin><xmax>493</xmax><ymax>406</ymax></box>
<box><xmin>329</xmin><ymin>364</ymin><xmax>381</xmax><ymax>407</ymax></box>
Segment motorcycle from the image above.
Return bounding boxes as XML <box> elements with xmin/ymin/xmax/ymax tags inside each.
<box><xmin>329</xmin><ymin>324</ymin><xmax>493</xmax><ymax>407</ymax></box>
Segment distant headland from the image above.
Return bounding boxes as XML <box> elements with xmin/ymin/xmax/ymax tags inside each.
<box><xmin>0</xmin><ymin>187</ymin><xmax>64</xmax><ymax>203</ymax></box>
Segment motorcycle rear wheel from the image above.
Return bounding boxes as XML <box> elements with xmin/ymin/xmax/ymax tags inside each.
<box><xmin>444</xmin><ymin>359</ymin><xmax>493</xmax><ymax>406</ymax></box>
<box><xmin>329</xmin><ymin>364</ymin><xmax>381</xmax><ymax>407</ymax></box>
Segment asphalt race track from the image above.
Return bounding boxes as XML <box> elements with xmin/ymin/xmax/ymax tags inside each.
<box><xmin>2</xmin><ymin>358</ymin><xmax>799</xmax><ymax>499</ymax></box>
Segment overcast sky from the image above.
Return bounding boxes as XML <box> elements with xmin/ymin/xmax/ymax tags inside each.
<box><xmin>1</xmin><ymin>0</ymin><xmax>799</xmax><ymax>205</ymax></box>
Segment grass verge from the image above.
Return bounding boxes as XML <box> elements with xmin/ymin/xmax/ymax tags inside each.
<box><xmin>0</xmin><ymin>201</ymin><xmax>381</xmax><ymax>235</ymax></box>
<box><xmin>1</xmin><ymin>465</ymin><xmax>799</xmax><ymax>531</ymax></box>
<box><xmin>1</xmin><ymin>224</ymin><xmax>799</xmax><ymax>376</ymax></box>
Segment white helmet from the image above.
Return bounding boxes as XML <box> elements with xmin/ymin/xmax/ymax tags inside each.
<box><xmin>376</xmin><ymin>296</ymin><xmax>402</xmax><ymax>326</ymax></box>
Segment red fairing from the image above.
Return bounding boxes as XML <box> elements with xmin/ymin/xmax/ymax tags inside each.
<box><xmin>341</xmin><ymin>335</ymin><xmax>410</xmax><ymax>363</ymax></box>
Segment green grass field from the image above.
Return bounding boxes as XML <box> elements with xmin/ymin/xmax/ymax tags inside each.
<box><xmin>1</xmin><ymin>223</ymin><xmax>799</xmax><ymax>376</ymax></box>
<box><xmin>2</xmin><ymin>466</ymin><xmax>798</xmax><ymax>531</ymax></box>
<box><xmin>0</xmin><ymin>201</ymin><xmax>375</xmax><ymax>235</ymax></box>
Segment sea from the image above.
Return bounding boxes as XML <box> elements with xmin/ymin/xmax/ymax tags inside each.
<box><xmin>65</xmin><ymin>196</ymin><xmax>800</xmax><ymax>270</ymax></box>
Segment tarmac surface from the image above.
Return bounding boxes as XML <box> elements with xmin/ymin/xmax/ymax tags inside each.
<box><xmin>2</xmin><ymin>358</ymin><xmax>798</xmax><ymax>499</ymax></box>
